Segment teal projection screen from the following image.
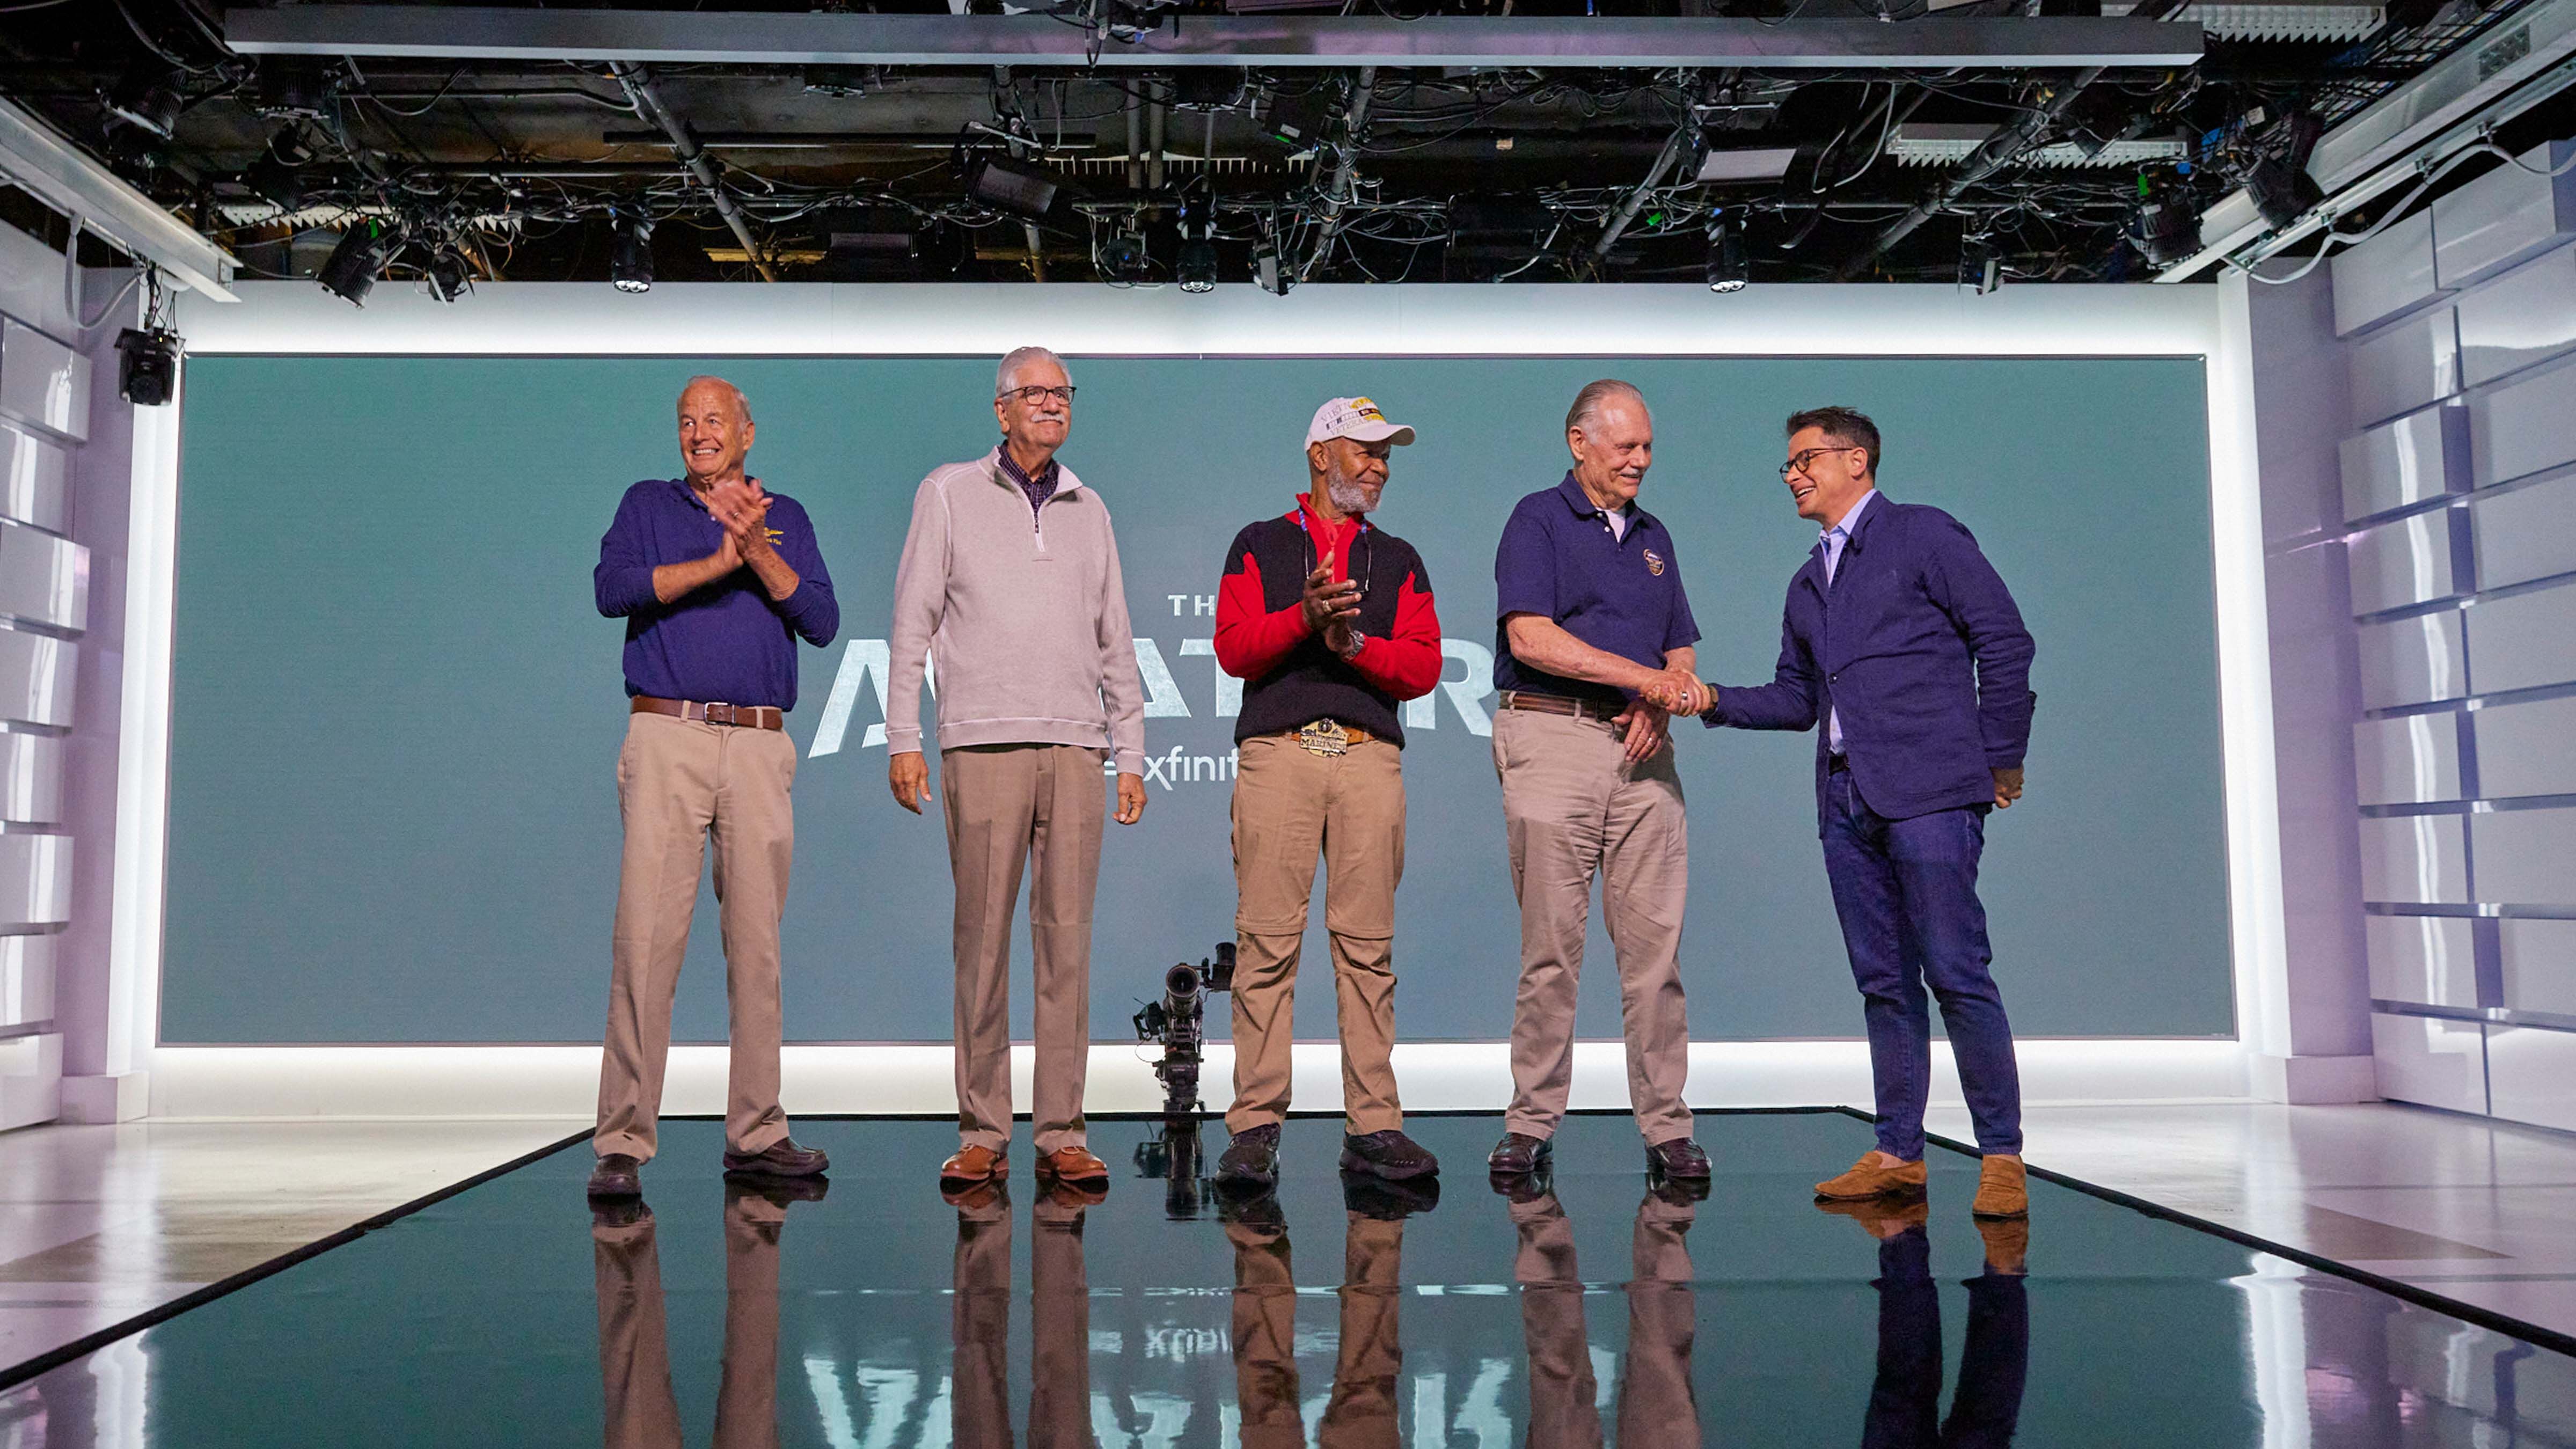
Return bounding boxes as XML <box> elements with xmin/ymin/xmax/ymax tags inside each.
<box><xmin>163</xmin><ymin>353</ymin><xmax>2229</xmax><ymax>1044</ymax></box>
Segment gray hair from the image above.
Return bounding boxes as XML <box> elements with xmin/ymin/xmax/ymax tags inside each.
<box><xmin>679</xmin><ymin>374</ymin><xmax>752</xmax><ymax>423</ymax></box>
<box><xmin>996</xmin><ymin>346</ymin><xmax>1069</xmax><ymax>397</ymax></box>
<box><xmin>1565</xmin><ymin>378</ymin><xmax>1647</xmax><ymax>437</ymax></box>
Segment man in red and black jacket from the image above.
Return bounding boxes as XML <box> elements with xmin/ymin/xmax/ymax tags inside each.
<box><xmin>1210</xmin><ymin>397</ymin><xmax>1446</xmax><ymax>1191</ymax></box>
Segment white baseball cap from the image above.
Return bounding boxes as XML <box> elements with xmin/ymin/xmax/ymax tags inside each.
<box><xmin>1306</xmin><ymin>396</ymin><xmax>1417</xmax><ymax>448</ymax></box>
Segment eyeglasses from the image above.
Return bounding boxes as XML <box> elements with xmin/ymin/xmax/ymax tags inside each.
<box><xmin>1000</xmin><ymin>385</ymin><xmax>1076</xmax><ymax>405</ymax></box>
<box><xmin>1779</xmin><ymin>444</ymin><xmax>1863</xmax><ymax>479</ymax></box>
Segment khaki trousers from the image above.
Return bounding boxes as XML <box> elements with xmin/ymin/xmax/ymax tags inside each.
<box><xmin>1509</xmin><ymin>1189</ymin><xmax>1702</xmax><ymax>1449</ymax></box>
<box><xmin>949</xmin><ymin>1187</ymin><xmax>1094</xmax><ymax>1449</ymax></box>
<box><xmin>1226</xmin><ymin>735</ymin><xmax>1407</xmax><ymax>1137</ymax></box>
<box><xmin>941</xmin><ymin>743</ymin><xmax>1106</xmax><ymax>1154</ymax></box>
<box><xmin>1493</xmin><ymin>707</ymin><xmax>1693</xmax><ymax>1143</ymax></box>
<box><xmin>597</xmin><ymin>712</ymin><xmax>797</xmax><ymax>1162</ymax></box>
<box><xmin>592</xmin><ymin>1188</ymin><xmax>792</xmax><ymax>1449</ymax></box>
<box><xmin>1226</xmin><ymin>1210</ymin><xmax>1407</xmax><ymax>1449</ymax></box>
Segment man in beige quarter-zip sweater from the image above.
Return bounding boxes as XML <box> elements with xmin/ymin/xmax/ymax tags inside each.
<box><xmin>887</xmin><ymin>346</ymin><xmax>1149</xmax><ymax>1193</ymax></box>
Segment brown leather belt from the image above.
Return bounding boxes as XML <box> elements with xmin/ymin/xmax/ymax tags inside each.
<box><xmin>1498</xmin><ymin>690</ymin><xmax>1624</xmax><ymax>723</ymax></box>
<box><xmin>631</xmin><ymin>696</ymin><xmax>785</xmax><ymax>731</ymax></box>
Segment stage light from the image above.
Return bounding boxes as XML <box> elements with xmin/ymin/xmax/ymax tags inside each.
<box><xmin>2136</xmin><ymin>196</ymin><xmax>2202</xmax><ymax>267</ymax></box>
<box><xmin>968</xmin><ymin>157</ymin><xmax>1063</xmax><ymax>220</ymax></box>
<box><xmin>1096</xmin><ymin>227</ymin><xmax>1152</xmax><ymax>284</ymax></box>
<box><xmin>425</xmin><ymin>244</ymin><xmax>473</xmax><ymax>304</ymax></box>
<box><xmin>105</xmin><ymin>59</ymin><xmax>185</xmax><ymax>139</ymax></box>
<box><xmin>316</xmin><ymin>221</ymin><xmax>388</xmax><ymax>306</ymax></box>
<box><xmin>611</xmin><ymin>214</ymin><xmax>655</xmax><ymax>293</ymax></box>
<box><xmin>2243</xmin><ymin>153</ymin><xmax>2322</xmax><ymax>230</ymax></box>
<box><xmin>114</xmin><ymin>327</ymin><xmax>180</xmax><ymax>407</ymax></box>
<box><xmin>1177</xmin><ymin>236</ymin><xmax>1218</xmax><ymax>293</ymax></box>
<box><xmin>244</xmin><ymin>130</ymin><xmax>310</xmax><ymax>211</ymax></box>
<box><xmin>1704</xmin><ymin>217</ymin><xmax>1748</xmax><ymax>293</ymax></box>
<box><xmin>1959</xmin><ymin>234</ymin><xmax>2002</xmax><ymax>294</ymax></box>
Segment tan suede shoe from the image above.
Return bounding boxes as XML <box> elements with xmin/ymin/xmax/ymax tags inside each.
<box><xmin>1816</xmin><ymin>1197</ymin><xmax>1930</xmax><ymax>1240</ymax></box>
<box><xmin>940</xmin><ymin>1143</ymin><xmax>1007</xmax><ymax>1185</ymax></box>
<box><xmin>1976</xmin><ymin>1216</ymin><xmax>2030</xmax><ymax>1275</ymax></box>
<box><xmin>1814</xmin><ymin>1152</ymin><xmax>1928</xmax><ymax>1202</ymax></box>
<box><xmin>1971</xmin><ymin>1154</ymin><xmax>2029</xmax><ymax>1219</ymax></box>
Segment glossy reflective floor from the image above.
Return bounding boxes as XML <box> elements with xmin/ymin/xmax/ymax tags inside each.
<box><xmin>3</xmin><ymin>1110</ymin><xmax>2573</xmax><ymax>1446</ymax></box>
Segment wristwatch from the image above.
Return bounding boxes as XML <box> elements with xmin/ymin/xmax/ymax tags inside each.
<box><xmin>1335</xmin><ymin>630</ymin><xmax>1367</xmax><ymax>660</ymax></box>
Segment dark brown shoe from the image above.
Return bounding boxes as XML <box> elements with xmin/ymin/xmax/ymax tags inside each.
<box><xmin>1487</xmin><ymin>1132</ymin><xmax>1552</xmax><ymax>1175</ymax></box>
<box><xmin>588</xmin><ymin>1153</ymin><xmax>643</xmax><ymax>1199</ymax></box>
<box><xmin>1644</xmin><ymin>1136</ymin><xmax>1711</xmax><ymax>1181</ymax></box>
<box><xmin>941</xmin><ymin>1142</ymin><xmax>1007</xmax><ymax>1185</ymax></box>
<box><xmin>1037</xmin><ymin>1145</ymin><xmax>1111</xmax><ymax>1187</ymax></box>
<box><xmin>722</xmin><ymin>1137</ymin><xmax>829</xmax><ymax>1180</ymax></box>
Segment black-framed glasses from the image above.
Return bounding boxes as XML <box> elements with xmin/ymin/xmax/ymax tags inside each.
<box><xmin>1000</xmin><ymin>384</ymin><xmax>1076</xmax><ymax>405</ymax></box>
<box><xmin>1779</xmin><ymin>444</ymin><xmax>1862</xmax><ymax>479</ymax></box>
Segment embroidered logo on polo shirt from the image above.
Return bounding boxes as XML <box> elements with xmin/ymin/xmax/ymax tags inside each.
<box><xmin>1643</xmin><ymin>548</ymin><xmax>1666</xmax><ymax>576</ymax></box>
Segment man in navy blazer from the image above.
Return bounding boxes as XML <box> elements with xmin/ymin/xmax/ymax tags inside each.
<box><xmin>1688</xmin><ymin>407</ymin><xmax>2036</xmax><ymax>1219</ymax></box>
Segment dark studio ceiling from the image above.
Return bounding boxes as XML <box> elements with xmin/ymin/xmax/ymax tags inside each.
<box><xmin>0</xmin><ymin>0</ymin><xmax>2568</xmax><ymax>296</ymax></box>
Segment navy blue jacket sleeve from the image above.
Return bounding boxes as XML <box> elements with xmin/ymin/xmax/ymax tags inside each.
<box><xmin>595</xmin><ymin>486</ymin><xmax>661</xmax><ymax>619</ymax></box>
<box><xmin>769</xmin><ymin>499</ymin><xmax>840</xmax><ymax>648</ymax></box>
<box><xmin>1922</xmin><ymin>514</ymin><xmax>2035</xmax><ymax>769</ymax></box>
<box><xmin>1704</xmin><ymin>586</ymin><xmax>1819</xmax><ymax>731</ymax></box>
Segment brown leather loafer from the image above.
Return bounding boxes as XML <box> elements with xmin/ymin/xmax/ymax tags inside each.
<box><xmin>1971</xmin><ymin>1154</ymin><xmax>2029</xmax><ymax>1219</ymax></box>
<box><xmin>1037</xmin><ymin>1145</ymin><xmax>1111</xmax><ymax>1187</ymax></box>
<box><xmin>1817</xmin><ymin>1197</ymin><xmax>1930</xmax><ymax>1239</ymax></box>
<box><xmin>941</xmin><ymin>1142</ymin><xmax>1007</xmax><ymax>1185</ymax></box>
<box><xmin>722</xmin><ymin>1137</ymin><xmax>829</xmax><ymax>1180</ymax></box>
<box><xmin>1977</xmin><ymin>1216</ymin><xmax>2030</xmax><ymax>1274</ymax></box>
<box><xmin>1814</xmin><ymin>1152</ymin><xmax>1928</xmax><ymax>1202</ymax></box>
<box><xmin>588</xmin><ymin>1153</ymin><xmax>643</xmax><ymax>1199</ymax></box>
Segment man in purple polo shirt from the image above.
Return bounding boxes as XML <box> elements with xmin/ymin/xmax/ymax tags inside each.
<box><xmin>584</xmin><ymin>375</ymin><xmax>840</xmax><ymax>1201</ymax></box>
<box><xmin>1486</xmin><ymin>379</ymin><xmax>1713</xmax><ymax>1187</ymax></box>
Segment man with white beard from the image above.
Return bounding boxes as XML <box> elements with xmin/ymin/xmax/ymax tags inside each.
<box><xmin>1208</xmin><ymin>398</ymin><xmax>1448</xmax><ymax>1190</ymax></box>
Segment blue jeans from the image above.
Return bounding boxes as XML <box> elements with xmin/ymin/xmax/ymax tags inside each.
<box><xmin>1821</xmin><ymin>765</ymin><xmax>2022</xmax><ymax>1159</ymax></box>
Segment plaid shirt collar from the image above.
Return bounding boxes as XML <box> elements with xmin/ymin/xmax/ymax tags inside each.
<box><xmin>994</xmin><ymin>446</ymin><xmax>1062</xmax><ymax>511</ymax></box>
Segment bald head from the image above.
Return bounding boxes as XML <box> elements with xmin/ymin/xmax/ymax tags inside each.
<box><xmin>677</xmin><ymin>375</ymin><xmax>756</xmax><ymax>489</ymax></box>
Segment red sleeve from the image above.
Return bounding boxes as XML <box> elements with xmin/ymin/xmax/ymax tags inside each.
<box><xmin>1213</xmin><ymin>550</ymin><xmax>1312</xmax><ymax>680</ymax></box>
<box><xmin>1349</xmin><ymin>570</ymin><xmax>1443</xmax><ymax>701</ymax></box>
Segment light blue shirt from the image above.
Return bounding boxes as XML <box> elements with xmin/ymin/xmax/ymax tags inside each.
<box><xmin>1819</xmin><ymin>489</ymin><xmax>1877</xmax><ymax>755</ymax></box>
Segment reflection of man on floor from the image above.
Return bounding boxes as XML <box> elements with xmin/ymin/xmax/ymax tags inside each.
<box><xmin>591</xmin><ymin>1177</ymin><xmax>826</xmax><ymax>1448</ymax></box>
<box><xmin>1226</xmin><ymin>1176</ymin><xmax>1438</xmax><ymax>1447</ymax></box>
<box><xmin>1824</xmin><ymin>1200</ymin><xmax>2029</xmax><ymax>1448</ymax></box>
<box><xmin>1507</xmin><ymin>1176</ymin><xmax>1704</xmax><ymax>1448</ymax></box>
<box><xmin>947</xmin><ymin>1179</ymin><xmax>1100</xmax><ymax>1448</ymax></box>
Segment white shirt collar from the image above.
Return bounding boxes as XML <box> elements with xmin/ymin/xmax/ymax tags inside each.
<box><xmin>1821</xmin><ymin>488</ymin><xmax>1878</xmax><ymax>544</ymax></box>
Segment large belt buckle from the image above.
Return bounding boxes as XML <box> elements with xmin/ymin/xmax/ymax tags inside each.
<box><xmin>1296</xmin><ymin>719</ymin><xmax>1351</xmax><ymax>757</ymax></box>
<box><xmin>703</xmin><ymin>700</ymin><xmax>737</xmax><ymax>726</ymax></box>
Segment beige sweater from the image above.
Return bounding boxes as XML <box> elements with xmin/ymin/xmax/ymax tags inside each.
<box><xmin>885</xmin><ymin>450</ymin><xmax>1147</xmax><ymax>775</ymax></box>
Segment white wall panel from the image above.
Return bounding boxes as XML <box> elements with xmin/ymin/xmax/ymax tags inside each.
<box><xmin>2470</xmin><ymin>356</ymin><xmax>2576</xmax><ymax>487</ymax></box>
<box><xmin>2367</xmin><ymin>913</ymin><xmax>2478</xmax><ymax>1007</ymax></box>
<box><xmin>2346</xmin><ymin>509</ymin><xmax>2459</xmax><ymax>612</ymax></box>
<box><xmin>2473</xmin><ymin>693</ymin><xmax>2576</xmax><ymax>799</ymax></box>
<box><xmin>0</xmin><ymin>732</ymin><xmax>61</xmax><ymax>825</ymax></box>
<box><xmin>0</xmin><ymin>930</ymin><xmax>52</xmax><ymax>1028</ymax></box>
<box><xmin>2354</xmin><ymin>713</ymin><xmax>2461</xmax><ymax>804</ymax></box>
<box><xmin>2471</xmin><ymin>806</ymin><xmax>2576</xmax><ymax>905</ymax></box>
<box><xmin>2371</xmin><ymin>1011</ymin><xmax>2486</xmax><ymax>1113</ymax></box>
<box><xmin>2500</xmin><ymin>918</ymin><xmax>2576</xmax><ymax>1016</ymax></box>
<box><xmin>2351</xmin><ymin>305</ymin><xmax>2460</xmax><ymax>427</ymax></box>
<box><xmin>2472</xmin><ymin>473</ymin><xmax>2576</xmax><ymax>590</ymax></box>
<box><xmin>2359</xmin><ymin>812</ymin><xmax>2468</xmax><ymax>903</ymax></box>
<box><xmin>0</xmin><ymin>520</ymin><xmax>84</xmax><ymax>632</ymax></box>
<box><xmin>2432</xmin><ymin>140</ymin><xmax>2576</xmax><ymax>289</ymax></box>
<box><xmin>0</xmin><ymin>833</ymin><xmax>68</xmax><ymax>929</ymax></box>
<box><xmin>0</xmin><ymin>626</ymin><xmax>70</xmax><ymax>729</ymax></box>
<box><xmin>2462</xmin><ymin>582</ymin><xmax>2576</xmax><ymax>695</ymax></box>
<box><xmin>2454</xmin><ymin>245</ymin><xmax>2576</xmax><ymax>388</ymax></box>
<box><xmin>2339</xmin><ymin>404</ymin><xmax>2464</xmax><ymax>523</ymax></box>
<box><xmin>0</xmin><ymin>319</ymin><xmax>89</xmax><ymax>442</ymax></box>
<box><xmin>2332</xmin><ymin>208</ymin><xmax>2446</xmax><ymax>337</ymax></box>
<box><xmin>2355</xmin><ymin>609</ymin><xmax>2467</xmax><ymax>707</ymax></box>
<box><xmin>2486</xmin><ymin>1024</ymin><xmax>2576</xmax><ymax>1132</ymax></box>
<box><xmin>0</xmin><ymin>420</ymin><xmax>66</xmax><ymax>534</ymax></box>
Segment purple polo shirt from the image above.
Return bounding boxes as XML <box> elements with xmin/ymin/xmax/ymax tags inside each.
<box><xmin>594</xmin><ymin>477</ymin><xmax>839</xmax><ymax>711</ymax></box>
<box><xmin>1492</xmin><ymin>472</ymin><xmax>1700</xmax><ymax>708</ymax></box>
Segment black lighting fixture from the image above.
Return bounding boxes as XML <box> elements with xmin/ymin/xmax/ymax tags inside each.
<box><xmin>1176</xmin><ymin>187</ymin><xmax>1217</xmax><ymax>294</ymax></box>
<box><xmin>1096</xmin><ymin>225</ymin><xmax>1153</xmax><ymax>284</ymax></box>
<box><xmin>114</xmin><ymin>327</ymin><xmax>180</xmax><ymax>407</ymax></box>
<box><xmin>611</xmin><ymin>214</ymin><xmax>655</xmax><ymax>294</ymax></box>
<box><xmin>244</xmin><ymin>130</ymin><xmax>310</xmax><ymax>211</ymax></box>
<box><xmin>967</xmin><ymin>156</ymin><xmax>1063</xmax><ymax>221</ymax></box>
<box><xmin>1959</xmin><ymin>233</ymin><xmax>2002</xmax><ymax>295</ymax></box>
<box><xmin>2136</xmin><ymin>195</ymin><xmax>2202</xmax><ymax>267</ymax></box>
<box><xmin>424</xmin><ymin>242</ymin><xmax>472</xmax><ymax>304</ymax></box>
<box><xmin>1705</xmin><ymin>215</ymin><xmax>1748</xmax><ymax>293</ymax></box>
<box><xmin>2246</xmin><ymin>110</ymin><xmax>2326</xmax><ymax>230</ymax></box>
<box><xmin>316</xmin><ymin>220</ymin><xmax>389</xmax><ymax>306</ymax></box>
<box><xmin>105</xmin><ymin>59</ymin><xmax>185</xmax><ymax>140</ymax></box>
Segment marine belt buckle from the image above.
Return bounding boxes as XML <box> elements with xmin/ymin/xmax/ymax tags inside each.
<box><xmin>1296</xmin><ymin>719</ymin><xmax>1351</xmax><ymax>757</ymax></box>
